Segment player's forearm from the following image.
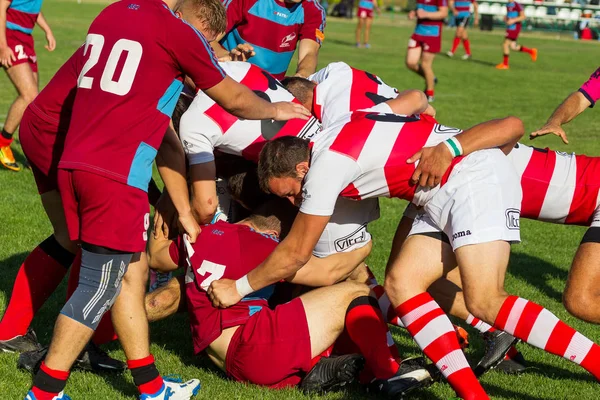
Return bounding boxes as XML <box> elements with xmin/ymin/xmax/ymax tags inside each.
<box><xmin>36</xmin><ymin>12</ymin><xmax>51</xmax><ymax>33</ymax></box>
<box><xmin>211</xmin><ymin>41</ymin><xmax>230</xmax><ymax>59</ymax></box>
<box><xmin>156</xmin><ymin>127</ymin><xmax>192</xmax><ymax>217</ymax></box>
<box><xmin>247</xmin><ymin>244</ymin><xmax>312</xmax><ymax>291</ymax></box>
<box><xmin>385</xmin><ymin>90</ymin><xmax>428</xmax><ymax>115</ymax></box>
<box><xmin>220</xmin><ymin>83</ymin><xmax>278</xmax><ymax>120</ymax></box>
<box><xmin>546</xmin><ymin>91</ymin><xmax>590</xmax><ymax>127</ymax></box>
<box><xmin>455</xmin><ymin>116</ymin><xmax>524</xmax><ymax>156</ymax></box>
<box><xmin>295</xmin><ymin>51</ymin><xmax>318</xmax><ymax>78</ymax></box>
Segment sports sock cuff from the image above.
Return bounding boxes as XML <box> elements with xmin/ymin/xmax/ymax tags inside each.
<box><xmin>395</xmin><ymin>292</ymin><xmax>433</xmax><ymax>318</ymax></box>
<box><xmin>0</xmin><ymin>135</ymin><xmax>12</xmax><ymax>147</ymax></box>
<box><xmin>1</xmin><ymin>129</ymin><xmax>13</xmax><ymax>140</ymax></box>
<box><xmin>347</xmin><ymin>295</ymin><xmax>380</xmax><ymax>315</ymax></box>
<box><xmin>39</xmin><ymin>235</ymin><xmax>76</xmax><ymax>268</ymax></box>
<box><xmin>40</xmin><ymin>362</ymin><xmax>70</xmax><ymax>380</ymax></box>
<box><xmin>33</xmin><ymin>362</ymin><xmax>69</xmax><ymax>393</ymax></box>
<box><xmin>127</xmin><ymin>354</ymin><xmax>155</xmax><ymax>370</ymax></box>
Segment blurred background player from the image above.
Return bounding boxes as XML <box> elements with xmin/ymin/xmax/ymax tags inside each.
<box><xmin>214</xmin><ymin>0</ymin><xmax>326</xmax><ymax>79</ymax></box>
<box><xmin>496</xmin><ymin>0</ymin><xmax>537</xmax><ymax>70</ymax></box>
<box><xmin>531</xmin><ymin>66</ymin><xmax>599</xmax><ymax>144</ymax></box>
<box><xmin>406</xmin><ymin>0</ymin><xmax>448</xmax><ymax>102</ymax></box>
<box><xmin>355</xmin><ymin>0</ymin><xmax>379</xmax><ymax>48</ymax></box>
<box><xmin>446</xmin><ymin>0</ymin><xmax>477</xmax><ymax>60</ymax></box>
<box><xmin>0</xmin><ymin>0</ymin><xmax>55</xmax><ymax>171</ymax></box>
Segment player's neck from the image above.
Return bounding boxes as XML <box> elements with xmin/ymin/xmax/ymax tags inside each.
<box><xmin>163</xmin><ymin>0</ymin><xmax>177</xmax><ymax>10</ymax></box>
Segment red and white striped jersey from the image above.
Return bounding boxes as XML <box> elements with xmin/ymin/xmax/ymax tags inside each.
<box><xmin>308</xmin><ymin>62</ymin><xmax>399</xmax><ymax>129</ymax></box>
<box><xmin>508</xmin><ymin>143</ymin><xmax>600</xmax><ymax>226</ymax></box>
<box><xmin>179</xmin><ymin>61</ymin><xmax>322</xmax><ymax>164</ymax></box>
<box><xmin>299</xmin><ymin>111</ymin><xmax>464</xmax><ymax>217</ymax></box>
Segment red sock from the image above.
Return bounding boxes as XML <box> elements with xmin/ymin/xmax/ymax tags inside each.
<box><xmin>466</xmin><ymin>313</ymin><xmax>496</xmax><ymax>334</ymax></box>
<box><xmin>425</xmin><ymin>89</ymin><xmax>434</xmax><ymax>97</ymax></box>
<box><xmin>396</xmin><ymin>293</ymin><xmax>488</xmax><ymax>400</ymax></box>
<box><xmin>366</xmin><ymin>266</ymin><xmax>404</xmax><ymax>328</ymax></box>
<box><xmin>495</xmin><ymin>296</ymin><xmax>600</xmax><ymax>380</ymax></box>
<box><xmin>463</xmin><ymin>39</ymin><xmax>471</xmax><ymax>55</ymax></box>
<box><xmin>128</xmin><ymin>355</ymin><xmax>164</xmax><ymax>395</ymax></box>
<box><xmin>503</xmin><ymin>54</ymin><xmax>509</xmax><ymax>66</ymax></box>
<box><xmin>451</xmin><ymin>37</ymin><xmax>461</xmax><ymax>53</ymax></box>
<box><xmin>31</xmin><ymin>361</ymin><xmax>69</xmax><ymax>400</ymax></box>
<box><xmin>345</xmin><ymin>296</ymin><xmax>400</xmax><ymax>380</ymax></box>
<box><xmin>0</xmin><ymin>237</ymin><xmax>74</xmax><ymax>341</ymax></box>
<box><xmin>0</xmin><ymin>135</ymin><xmax>12</xmax><ymax>147</ymax></box>
<box><xmin>310</xmin><ymin>344</ymin><xmax>333</xmax><ymax>369</ymax></box>
<box><xmin>519</xmin><ymin>45</ymin><xmax>533</xmax><ymax>54</ymax></box>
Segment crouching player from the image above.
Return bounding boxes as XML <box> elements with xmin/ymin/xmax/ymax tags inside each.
<box><xmin>146</xmin><ymin>199</ymin><xmax>435</xmax><ymax>397</ymax></box>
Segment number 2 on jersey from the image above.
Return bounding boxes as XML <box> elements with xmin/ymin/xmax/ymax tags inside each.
<box><xmin>78</xmin><ymin>33</ymin><xmax>143</xmax><ymax>96</ymax></box>
<box><xmin>197</xmin><ymin>260</ymin><xmax>226</xmax><ymax>290</ymax></box>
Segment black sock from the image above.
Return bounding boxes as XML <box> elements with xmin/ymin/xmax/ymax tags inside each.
<box><xmin>1</xmin><ymin>129</ymin><xmax>13</xmax><ymax>140</ymax></box>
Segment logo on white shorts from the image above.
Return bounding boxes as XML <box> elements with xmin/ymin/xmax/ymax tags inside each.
<box><xmin>505</xmin><ymin>209</ymin><xmax>520</xmax><ymax>230</ymax></box>
<box><xmin>335</xmin><ymin>224</ymin><xmax>369</xmax><ymax>252</ymax></box>
<box><xmin>452</xmin><ymin>230</ymin><xmax>471</xmax><ymax>240</ymax></box>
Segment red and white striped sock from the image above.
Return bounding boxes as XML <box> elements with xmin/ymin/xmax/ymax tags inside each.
<box><xmin>495</xmin><ymin>296</ymin><xmax>600</xmax><ymax>379</ymax></box>
<box><xmin>396</xmin><ymin>293</ymin><xmax>489</xmax><ymax>400</ymax></box>
<box><xmin>366</xmin><ymin>266</ymin><xmax>405</xmax><ymax>328</ymax></box>
<box><xmin>466</xmin><ymin>313</ymin><xmax>496</xmax><ymax>334</ymax></box>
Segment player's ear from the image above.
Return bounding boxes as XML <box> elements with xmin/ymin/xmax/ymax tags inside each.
<box><xmin>174</xmin><ymin>10</ymin><xmax>183</xmax><ymax>19</ymax></box>
<box><xmin>296</xmin><ymin>161</ymin><xmax>309</xmax><ymax>178</ymax></box>
<box><xmin>264</xmin><ymin>229</ymin><xmax>279</xmax><ymax>238</ymax></box>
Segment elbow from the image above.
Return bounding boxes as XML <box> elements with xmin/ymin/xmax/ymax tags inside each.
<box><xmin>503</xmin><ymin>116</ymin><xmax>525</xmax><ymax>140</ymax></box>
<box><xmin>193</xmin><ymin>201</ymin><xmax>218</xmax><ymax>225</ymax></box>
<box><xmin>283</xmin><ymin>251</ymin><xmax>312</xmax><ymax>277</ymax></box>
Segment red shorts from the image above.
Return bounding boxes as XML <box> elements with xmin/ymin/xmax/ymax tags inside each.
<box><xmin>506</xmin><ymin>26</ymin><xmax>521</xmax><ymax>41</ymax></box>
<box><xmin>357</xmin><ymin>7</ymin><xmax>373</xmax><ymax>18</ymax></box>
<box><xmin>58</xmin><ymin>169</ymin><xmax>150</xmax><ymax>252</ymax></box>
<box><xmin>6</xmin><ymin>30</ymin><xmax>37</xmax><ymax>72</ymax></box>
<box><xmin>408</xmin><ymin>33</ymin><xmax>441</xmax><ymax>54</ymax></box>
<box><xmin>225</xmin><ymin>298</ymin><xmax>312</xmax><ymax>388</ymax></box>
<box><xmin>20</xmin><ymin>106</ymin><xmax>63</xmax><ymax>194</ymax></box>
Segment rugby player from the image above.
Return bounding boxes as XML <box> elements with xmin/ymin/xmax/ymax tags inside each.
<box><xmin>355</xmin><ymin>0</ymin><xmax>379</xmax><ymax>48</ymax></box>
<box><xmin>146</xmin><ymin>199</ymin><xmax>435</xmax><ymax>397</ymax></box>
<box><xmin>495</xmin><ymin>0</ymin><xmax>537</xmax><ymax>70</ymax></box>
<box><xmin>0</xmin><ymin>0</ymin><xmax>223</xmax><ymax>366</ymax></box>
<box><xmin>22</xmin><ymin>0</ymin><xmax>310</xmax><ymax>397</ymax></box>
<box><xmin>213</xmin><ymin>0</ymin><xmax>326</xmax><ymax>79</ymax></box>
<box><xmin>406</xmin><ymin>0</ymin><xmax>448</xmax><ymax>102</ymax></box>
<box><xmin>446</xmin><ymin>0</ymin><xmax>477</xmax><ymax>60</ymax></box>
<box><xmin>0</xmin><ymin>0</ymin><xmax>55</xmax><ymax>171</ymax></box>
<box><xmin>531</xmin><ymin>66</ymin><xmax>599</xmax><ymax>144</ymax></box>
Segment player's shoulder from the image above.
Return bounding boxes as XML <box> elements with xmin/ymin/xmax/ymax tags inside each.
<box><xmin>302</xmin><ymin>0</ymin><xmax>327</xmax><ymax>18</ymax></box>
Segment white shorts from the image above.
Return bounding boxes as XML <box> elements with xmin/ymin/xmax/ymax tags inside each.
<box><xmin>410</xmin><ymin>149</ymin><xmax>522</xmax><ymax>250</ymax></box>
<box><xmin>591</xmin><ymin>207</ymin><xmax>600</xmax><ymax>228</ymax></box>
<box><xmin>314</xmin><ymin>197</ymin><xmax>380</xmax><ymax>257</ymax></box>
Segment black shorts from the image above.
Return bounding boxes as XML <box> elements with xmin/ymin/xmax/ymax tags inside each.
<box><xmin>455</xmin><ymin>15</ymin><xmax>471</xmax><ymax>27</ymax></box>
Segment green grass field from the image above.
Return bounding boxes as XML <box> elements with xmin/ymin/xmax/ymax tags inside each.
<box><xmin>1</xmin><ymin>2</ymin><xmax>600</xmax><ymax>398</ymax></box>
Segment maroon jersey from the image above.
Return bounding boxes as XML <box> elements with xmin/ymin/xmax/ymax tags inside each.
<box><xmin>59</xmin><ymin>0</ymin><xmax>226</xmax><ymax>191</ymax></box>
<box><xmin>169</xmin><ymin>221</ymin><xmax>279</xmax><ymax>355</ymax></box>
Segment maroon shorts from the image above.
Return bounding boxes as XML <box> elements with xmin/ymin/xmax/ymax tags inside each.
<box><xmin>20</xmin><ymin>106</ymin><xmax>62</xmax><ymax>194</ymax></box>
<box><xmin>6</xmin><ymin>30</ymin><xmax>37</xmax><ymax>72</ymax></box>
<box><xmin>357</xmin><ymin>7</ymin><xmax>373</xmax><ymax>18</ymax></box>
<box><xmin>408</xmin><ymin>33</ymin><xmax>441</xmax><ymax>54</ymax></box>
<box><xmin>225</xmin><ymin>298</ymin><xmax>312</xmax><ymax>388</ymax></box>
<box><xmin>506</xmin><ymin>26</ymin><xmax>521</xmax><ymax>41</ymax></box>
<box><xmin>58</xmin><ymin>169</ymin><xmax>150</xmax><ymax>252</ymax></box>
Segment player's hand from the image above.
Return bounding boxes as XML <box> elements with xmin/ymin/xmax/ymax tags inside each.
<box><xmin>178</xmin><ymin>210</ymin><xmax>201</xmax><ymax>243</ymax></box>
<box><xmin>153</xmin><ymin>193</ymin><xmax>177</xmax><ymax>239</ymax></box>
<box><xmin>407</xmin><ymin>142</ymin><xmax>454</xmax><ymax>188</ymax></box>
<box><xmin>0</xmin><ymin>46</ymin><xmax>16</xmax><ymax>68</ymax></box>
<box><xmin>408</xmin><ymin>10</ymin><xmax>416</xmax><ymax>19</ymax></box>
<box><xmin>416</xmin><ymin>9</ymin><xmax>428</xmax><ymax>19</ymax></box>
<box><xmin>45</xmin><ymin>31</ymin><xmax>56</xmax><ymax>51</ymax></box>
<box><xmin>207</xmin><ymin>279</ymin><xmax>242</xmax><ymax>308</ymax></box>
<box><xmin>229</xmin><ymin>43</ymin><xmax>255</xmax><ymax>62</ymax></box>
<box><xmin>530</xmin><ymin>123</ymin><xmax>569</xmax><ymax>144</ymax></box>
<box><xmin>272</xmin><ymin>101</ymin><xmax>311</xmax><ymax>121</ymax></box>
<box><xmin>423</xmin><ymin>104</ymin><xmax>436</xmax><ymax>118</ymax></box>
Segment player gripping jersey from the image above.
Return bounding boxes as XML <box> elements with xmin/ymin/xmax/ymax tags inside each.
<box><xmin>219</xmin><ymin>0</ymin><xmax>326</xmax><ymax>79</ymax></box>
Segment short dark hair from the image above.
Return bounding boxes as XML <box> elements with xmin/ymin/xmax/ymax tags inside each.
<box><xmin>280</xmin><ymin>77</ymin><xmax>317</xmax><ymax>106</ymax></box>
<box><xmin>175</xmin><ymin>0</ymin><xmax>227</xmax><ymax>36</ymax></box>
<box><xmin>227</xmin><ymin>166</ymin><xmax>271</xmax><ymax>211</ymax></box>
<box><xmin>247</xmin><ymin>197</ymin><xmax>298</xmax><ymax>237</ymax></box>
<box><xmin>257</xmin><ymin>136</ymin><xmax>310</xmax><ymax>193</ymax></box>
<box><xmin>171</xmin><ymin>92</ymin><xmax>194</xmax><ymax>134</ymax></box>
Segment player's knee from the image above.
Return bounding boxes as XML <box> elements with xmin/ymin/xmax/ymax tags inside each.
<box><xmin>563</xmin><ymin>287</ymin><xmax>600</xmax><ymax>322</ymax></box>
<box><xmin>405</xmin><ymin>60</ymin><xmax>418</xmax><ymax>71</ymax></box>
<box><xmin>145</xmin><ymin>282</ymin><xmax>180</xmax><ymax>322</ymax></box>
<box><xmin>60</xmin><ymin>247</ymin><xmax>132</xmax><ymax>330</ymax></box>
<box><xmin>21</xmin><ymin>87</ymin><xmax>38</xmax><ymax>104</ymax></box>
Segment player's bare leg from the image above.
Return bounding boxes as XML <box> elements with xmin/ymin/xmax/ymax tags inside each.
<box><xmin>564</xmin><ymin>241</ymin><xmax>600</xmax><ymax>324</ymax></box>
<box><xmin>355</xmin><ymin>18</ymin><xmax>364</xmax><ymax>47</ymax></box>
<box><xmin>145</xmin><ymin>276</ymin><xmax>184</xmax><ymax>322</ymax></box>
<box><xmin>421</xmin><ymin>51</ymin><xmax>436</xmax><ymax>101</ymax></box>
<box><xmin>448</xmin><ymin>26</ymin><xmax>465</xmax><ymax>57</ymax></box>
<box><xmin>41</xmin><ymin>190</ymin><xmax>78</xmax><ymax>254</ymax></box>
<box><xmin>509</xmin><ymin>40</ymin><xmax>537</xmax><ymax>62</ymax></box>
<box><xmin>384</xmin><ymin>234</ymin><xmax>488</xmax><ymax>399</ymax></box>
<box><xmin>1</xmin><ymin>63</ymin><xmax>37</xmax><ymax>171</ymax></box>
<box><xmin>496</xmin><ymin>39</ymin><xmax>511</xmax><ymax>69</ymax></box>
<box><xmin>405</xmin><ymin>46</ymin><xmax>425</xmax><ymax>78</ymax></box>
<box><xmin>364</xmin><ymin>18</ymin><xmax>373</xmax><ymax>47</ymax></box>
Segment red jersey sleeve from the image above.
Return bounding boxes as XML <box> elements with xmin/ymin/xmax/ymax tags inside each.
<box><xmin>299</xmin><ymin>0</ymin><xmax>326</xmax><ymax>45</ymax></box>
<box><xmin>223</xmin><ymin>0</ymin><xmax>246</xmax><ymax>32</ymax></box>
<box><xmin>168</xmin><ymin>236</ymin><xmax>187</xmax><ymax>268</ymax></box>
<box><xmin>515</xmin><ymin>2</ymin><xmax>523</xmax><ymax>11</ymax></box>
<box><xmin>437</xmin><ymin>0</ymin><xmax>448</xmax><ymax>7</ymax></box>
<box><xmin>166</xmin><ymin>15</ymin><xmax>226</xmax><ymax>91</ymax></box>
